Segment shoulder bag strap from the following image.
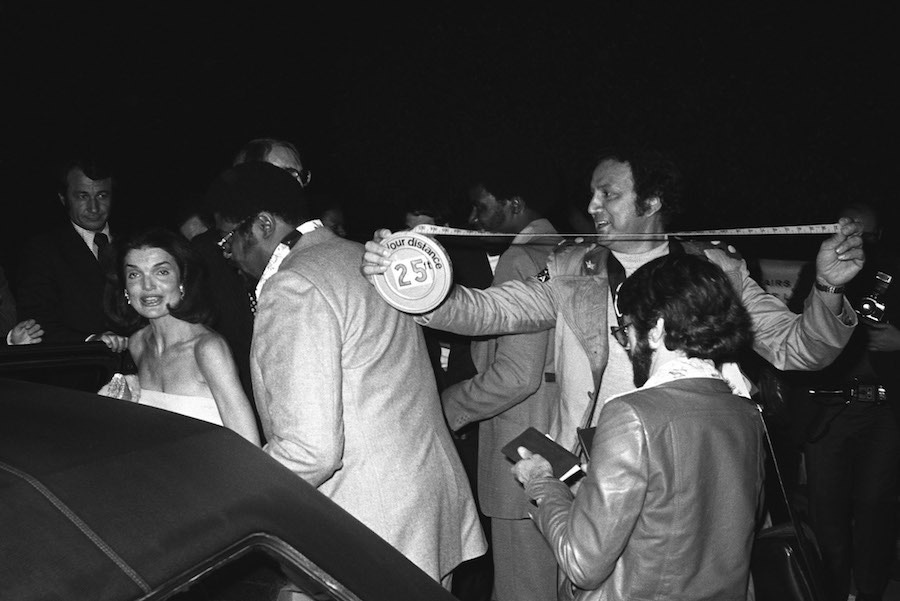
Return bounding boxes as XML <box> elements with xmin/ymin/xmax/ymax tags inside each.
<box><xmin>756</xmin><ymin>404</ymin><xmax>825</xmax><ymax>600</ymax></box>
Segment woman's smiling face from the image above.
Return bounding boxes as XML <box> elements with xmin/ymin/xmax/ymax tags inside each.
<box><xmin>124</xmin><ymin>247</ymin><xmax>182</xmax><ymax>319</ymax></box>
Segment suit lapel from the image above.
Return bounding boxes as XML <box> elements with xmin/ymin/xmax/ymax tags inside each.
<box><xmin>59</xmin><ymin>225</ymin><xmax>106</xmax><ymax>286</ymax></box>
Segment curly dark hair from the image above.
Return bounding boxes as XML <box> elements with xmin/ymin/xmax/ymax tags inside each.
<box><xmin>617</xmin><ymin>254</ymin><xmax>752</xmax><ymax>363</ymax></box>
<box><xmin>105</xmin><ymin>228</ymin><xmax>212</xmax><ymax>331</ymax></box>
<box><xmin>596</xmin><ymin>146</ymin><xmax>683</xmax><ymax>227</ymax></box>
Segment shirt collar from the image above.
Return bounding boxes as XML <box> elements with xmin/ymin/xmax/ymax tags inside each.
<box><xmin>71</xmin><ymin>221</ymin><xmax>111</xmax><ymax>258</ymax></box>
<box><xmin>512</xmin><ymin>218</ymin><xmax>557</xmax><ymax>245</ymax></box>
<box><xmin>255</xmin><ymin>219</ymin><xmax>323</xmax><ymax>300</ymax></box>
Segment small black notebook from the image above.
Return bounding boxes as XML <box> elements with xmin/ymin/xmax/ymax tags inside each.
<box><xmin>501</xmin><ymin>427</ymin><xmax>583</xmax><ymax>481</ymax></box>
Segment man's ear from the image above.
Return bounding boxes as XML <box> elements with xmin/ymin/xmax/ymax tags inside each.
<box><xmin>58</xmin><ymin>192</ymin><xmax>66</xmax><ymax>207</ymax></box>
<box><xmin>642</xmin><ymin>196</ymin><xmax>662</xmax><ymax>217</ymax></box>
<box><xmin>256</xmin><ymin>212</ymin><xmax>278</xmax><ymax>239</ymax></box>
<box><xmin>648</xmin><ymin>317</ymin><xmax>666</xmax><ymax>350</ymax></box>
<box><xmin>509</xmin><ymin>197</ymin><xmax>524</xmax><ymax>214</ymax></box>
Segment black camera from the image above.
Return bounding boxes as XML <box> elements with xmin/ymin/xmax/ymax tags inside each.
<box><xmin>858</xmin><ymin>270</ymin><xmax>892</xmax><ymax>323</ymax></box>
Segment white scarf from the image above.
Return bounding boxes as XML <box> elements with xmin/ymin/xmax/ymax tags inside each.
<box><xmin>255</xmin><ymin>220</ymin><xmax>323</xmax><ymax>300</ymax></box>
<box><xmin>642</xmin><ymin>356</ymin><xmax>729</xmax><ymax>390</ymax></box>
<box><xmin>599</xmin><ymin>355</ymin><xmax>747</xmax><ymax>411</ymax></box>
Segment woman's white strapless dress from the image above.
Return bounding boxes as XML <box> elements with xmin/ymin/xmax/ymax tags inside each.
<box><xmin>138</xmin><ymin>390</ymin><xmax>224</xmax><ymax>426</ymax></box>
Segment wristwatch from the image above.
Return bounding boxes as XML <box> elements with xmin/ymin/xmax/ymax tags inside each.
<box><xmin>814</xmin><ymin>281</ymin><xmax>845</xmax><ymax>294</ymax></box>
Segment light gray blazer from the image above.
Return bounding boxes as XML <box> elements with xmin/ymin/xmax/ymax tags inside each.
<box><xmin>251</xmin><ymin>228</ymin><xmax>486</xmax><ymax>581</ymax></box>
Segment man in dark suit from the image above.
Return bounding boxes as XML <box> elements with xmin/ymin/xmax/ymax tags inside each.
<box><xmin>16</xmin><ymin>157</ymin><xmax>127</xmax><ymax>350</ymax></box>
<box><xmin>441</xmin><ymin>163</ymin><xmax>561</xmax><ymax>601</ymax></box>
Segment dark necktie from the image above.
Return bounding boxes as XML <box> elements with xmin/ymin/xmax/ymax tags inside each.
<box><xmin>93</xmin><ymin>232</ymin><xmax>109</xmax><ymax>259</ymax></box>
<box><xmin>93</xmin><ymin>232</ymin><xmax>115</xmax><ymax>278</ymax></box>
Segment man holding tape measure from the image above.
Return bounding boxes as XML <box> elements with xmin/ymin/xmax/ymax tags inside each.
<box><xmin>364</xmin><ymin>147</ymin><xmax>861</xmax><ymax>447</ymax></box>
<box><xmin>363</xmin><ymin>146</ymin><xmax>863</xmax><ymax>594</ymax></box>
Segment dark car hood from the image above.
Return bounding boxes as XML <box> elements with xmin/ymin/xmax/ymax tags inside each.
<box><xmin>0</xmin><ymin>378</ymin><xmax>454</xmax><ymax>600</ymax></box>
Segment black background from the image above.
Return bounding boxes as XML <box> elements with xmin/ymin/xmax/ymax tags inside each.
<box><xmin>1</xmin><ymin>5</ymin><xmax>896</xmax><ymax>278</ymax></box>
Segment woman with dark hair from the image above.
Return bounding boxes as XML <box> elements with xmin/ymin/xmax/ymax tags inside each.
<box><xmin>104</xmin><ymin>228</ymin><xmax>259</xmax><ymax>445</ymax></box>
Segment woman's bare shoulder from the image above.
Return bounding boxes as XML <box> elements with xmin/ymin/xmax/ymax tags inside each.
<box><xmin>128</xmin><ymin>326</ymin><xmax>152</xmax><ymax>359</ymax></box>
<box><xmin>193</xmin><ymin>327</ymin><xmax>233</xmax><ymax>363</ymax></box>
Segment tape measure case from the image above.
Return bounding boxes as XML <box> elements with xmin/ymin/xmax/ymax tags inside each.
<box><xmin>372</xmin><ymin>231</ymin><xmax>453</xmax><ymax>314</ymax></box>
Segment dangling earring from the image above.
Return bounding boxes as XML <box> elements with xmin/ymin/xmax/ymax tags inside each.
<box><xmin>179</xmin><ymin>284</ymin><xmax>185</xmax><ymax>299</ymax></box>
<box><xmin>124</xmin><ymin>290</ymin><xmax>131</xmax><ymax>305</ymax></box>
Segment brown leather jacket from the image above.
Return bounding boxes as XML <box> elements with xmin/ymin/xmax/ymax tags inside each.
<box><xmin>526</xmin><ymin>377</ymin><xmax>765</xmax><ymax>601</ymax></box>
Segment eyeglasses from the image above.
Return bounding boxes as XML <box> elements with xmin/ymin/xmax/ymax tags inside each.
<box><xmin>217</xmin><ymin>214</ymin><xmax>258</xmax><ymax>258</ymax></box>
<box><xmin>283</xmin><ymin>167</ymin><xmax>312</xmax><ymax>188</ymax></box>
<box><xmin>610</xmin><ymin>321</ymin><xmax>633</xmax><ymax>350</ymax></box>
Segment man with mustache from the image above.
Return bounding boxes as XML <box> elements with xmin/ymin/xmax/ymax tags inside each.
<box><xmin>362</xmin><ymin>146</ymin><xmax>862</xmax><ymax>460</ymax></box>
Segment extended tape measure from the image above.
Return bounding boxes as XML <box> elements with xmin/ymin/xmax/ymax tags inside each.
<box><xmin>373</xmin><ymin>223</ymin><xmax>842</xmax><ymax>313</ymax></box>
<box><xmin>411</xmin><ymin>223</ymin><xmax>841</xmax><ymax>239</ymax></box>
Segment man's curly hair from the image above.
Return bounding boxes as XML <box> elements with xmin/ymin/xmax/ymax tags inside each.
<box><xmin>617</xmin><ymin>254</ymin><xmax>752</xmax><ymax>363</ymax></box>
<box><xmin>596</xmin><ymin>146</ymin><xmax>683</xmax><ymax>227</ymax></box>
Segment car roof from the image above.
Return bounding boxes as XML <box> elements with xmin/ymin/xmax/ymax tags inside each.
<box><xmin>0</xmin><ymin>378</ymin><xmax>455</xmax><ymax>601</ymax></box>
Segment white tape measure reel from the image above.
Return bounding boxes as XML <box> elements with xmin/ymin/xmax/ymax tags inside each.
<box><xmin>372</xmin><ymin>232</ymin><xmax>453</xmax><ymax>314</ymax></box>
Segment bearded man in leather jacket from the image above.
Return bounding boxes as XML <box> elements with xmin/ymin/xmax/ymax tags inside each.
<box><xmin>513</xmin><ymin>254</ymin><xmax>764</xmax><ymax>601</ymax></box>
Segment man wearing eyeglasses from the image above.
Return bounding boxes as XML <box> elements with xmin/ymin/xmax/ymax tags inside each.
<box><xmin>182</xmin><ymin>139</ymin><xmax>315</xmax><ymax>408</ymax></box>
<box><xmin>362</xmin><ymin>146</ymin><xmax>863</xmax><ymax>461</ymax></box>
<box><xmin>512</xmin><ymin>254</ymin><xmax>764</xmax><ymax>600</ymax></box>
<box><xmin>206</xmin><ymin>161</ymin><xmax>487</xmax><ymax>587</ymax></box>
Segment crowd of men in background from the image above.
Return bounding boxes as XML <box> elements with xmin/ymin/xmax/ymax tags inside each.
<box><xmin>1</xmin><ymin>138</ymin><xmax>897</xmax><ymax>601</ymax></box>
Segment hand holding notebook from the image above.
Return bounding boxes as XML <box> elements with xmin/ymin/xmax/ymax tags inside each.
<box><xmin>502</xmin><ymin>427</ymin><xmax>583</xmax><ymax>481</ymax></box>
